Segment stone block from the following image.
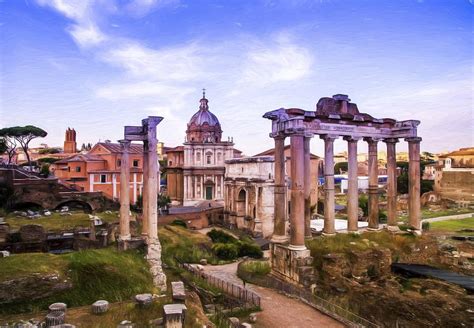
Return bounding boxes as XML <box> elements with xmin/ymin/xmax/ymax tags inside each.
<box><xmin>199</xmin><ymin>258</ymin><xmax>208</xmax><ymax>265</ymax></box>
<box><xmin>0</xmin><ymin>250</ymin><xmax>10</xmax><ymax>257</ymax></box>
<box><xmin>45</xmin><ymin>311</ymin><xmax>65</xmax><ymax>327</ymax></box>
<box><xmin>171</xmin><ymin>281</ymin><xmax>185</xmax><ymax>301</ymax></box>
<box><xmin>49</xmin><ymin>302</ymin><xmax>67</xmax><ymax>314</ymax></box>
<box><xmin>20</xmin><ymin>224</ymin><xmax>46</xmax><ymax>242</ymax></box>
<box><xmin>0</xmin><ymin>223</ymin><xmax>9</xmax><ymax>243</ymax></box>
<box><xmin>91</xmin><ymin>300</ymin><xmax>109</xmax><ymax>314</ymax></box>
<box><xmin>248</xmin><ymin>312</ymin><xmax>258</xmax><ymax>323</ymax></box>
<box><xmin>117</xmin><ymin>320</ymin><xmax>134</xmax><ymax>328</ymax></box>
<box><xmin>163</xmin><ymin>304</ymin><xmax>187</xmax><ymax>328</ymax></box>
<box><xmin>135</xmin><ymin>293</ymin><xmax>153</xmax><ymax>307</ymax></box>
<box><xmin>240</xmin><ymin>323</ymin><xmax>252</xmax><ymax>328</ymax></box>
<box><xmin>204</xmin><ymin>304</ymin><xmax>216</xmax><ymax>314</ymax></box>
<box><xmin>228</xmin><ymin>317</ymin><xmax>240</xmax><ymax>328</ymax></box>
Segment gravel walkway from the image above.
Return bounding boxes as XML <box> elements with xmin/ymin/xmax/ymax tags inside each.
<box><xmin>203</xmin><ymin>262</ymin><xmax>343</xmax><ymax>328</ymax></box>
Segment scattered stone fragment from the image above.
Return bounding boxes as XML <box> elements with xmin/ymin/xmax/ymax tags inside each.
<box><xmin>163</xmin><ymin>304</ymin><xmax>187</xmax><ymax>328</ymax></box>
<box><xmin>117</xmin><ymin>320</ymin><xmax>134</xmax><ymax>328</ymax></box>
<box><xmin>49</xmin><ymin>302</ymin><xmax>67</xmax><ymax>314</ymax></box>
<box><xmin>240</xmin><ymin>323</ymin><xmax>252</xmax><ymax>328</ymax></box>
<box><xmin>45</xmin><ymin>311</ymin><xmax>65</xmax><ymax>327</ymax></box>
<box><xmin>204</xmin><ymin>304</ymin><xmax>216</xmax><ymax>314</ymax></box>
<box><xmin>0</xmin><ymin>250</ymin><xmax>10</xmax><ymax>258</ymax></box>
<box><xmin>91</xmin><ymin>300</ymin><xmax>109</xmax><ymax>314</ymax></box>
<box><xmin>248</xmin><ymin>313</ymin><xmax>258</xmax><ymax>323</ymax></box>
<box><xmin>199</xmin><ymin>258</ymin><xmax>208</xmax><ymax>265</ymax></box>
<box><xmin>171</xmin><ymin>281</ymin><xmax>186</xmax><ymax>301</ymax></box>
<box><xmin>44</xmin><ymin>210</ymin><xmax>52</xmax><ymax>216</ymax></box>
<box><xmin>228</xmin><ymin>317</ymin><xmax>240</xmax><ymax>328</ymax></box>
<box><xmin>135</xmin><ymin>293</ymin><xmax>153</xmax><ymax>307</ymax></box>
<box><xmin>60</xmin><ymin>206</ymin><xmax>69</xmax><ymax>212</ymax></box>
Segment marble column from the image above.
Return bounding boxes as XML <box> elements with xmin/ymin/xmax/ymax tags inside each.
<box><xmin>304</xmin><ymin>135</ymin><xmax>312</xmax><ymax>238</ymax></box>
<box><xmin>119</xmin><ymin>140</ymin><xmax>131</xmax><ymax>240</ymax></box>
<box><xmin>344</xmin><ymin>136</ymin><xmax>360</xmax><ymax>233</ymax></box>
<box><xmin>142</xmin><ymin>141</ymin><xmax>149</xmax><ymax>237</ymax></box>
<box><xmin>146</xmin><ymin>118</ymin><xmax>160</xmax><ymax>240</ymax></box>
<box><xmin>320</xmin><ymin>135</ymin><xmax>337</xmax><ymax>235</ymax></box>
<box><xmin>289</xmin><ymin>133</ymin><xmax>306</xmax><ymax>250</ymax></box>
<box><xmin>272</xmin><ymin>136</ymin><xmax>288</xmax><ymax>243</ymax></box>
<box><xmin>365</xmin><ymin>137</ymin><xmax>380</xmax><ymax>230</ymax></box>
<box><xmin>406</xmin><ymin>137</ymin><xmax>422</xmax><ymax>233</ymax></box>
<box><xmin>385</xmin><ymin>138</ymin><xmax>399</xmax><ymax>231</ymax></box>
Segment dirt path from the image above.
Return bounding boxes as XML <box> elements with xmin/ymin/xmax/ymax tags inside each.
<box><xmin>202</xmin><ymin>262</ymin><xmax>343</xmax><ymax>328</ymax></box>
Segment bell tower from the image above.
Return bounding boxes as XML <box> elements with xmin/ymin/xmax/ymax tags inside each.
<box><xmin>64</xmin><ymin>128</ymin><xmax>77</xmax><ymax>153</ymax></box>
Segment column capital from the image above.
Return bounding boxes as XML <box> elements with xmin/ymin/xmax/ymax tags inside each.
<box><xmin>343</xmin><ymin>136</ymin><xmax>361</xmax><ymax>142</ymax></box>
<box><xmin>272</xmin><ymin>133</ymin><xmax>286</xmax><ymax>140</ymax></box>
<box><xmin>405</xmin><ymin>137</ymin><xmax>422</xmax><ymax>143</ymax></box>
<box><xmin>304</xmin><ymin>133</ymin><xmax>314</xmax><ymax>139</ymax></box>
<box><xmin>118</xmin><ymin>139</ymin><xmax>131</xmax><ymax>150</ymax></box>
<box><xmin>319</xmin><ymin>134</ymin><xmax>338</xmax><ymax>141</ymax></box>
<box><xmin>383</xmin><ymin>138</ymin><xmax>399</xmax><ymax>144</ymax></box>
<box><xmin>363</xmin><ymin>137</ymin><xmax>382</xmax><ymax>144</ymax></box>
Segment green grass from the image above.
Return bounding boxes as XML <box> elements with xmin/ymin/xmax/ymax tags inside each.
<box><xmin>4</xmin><ymin>211</ymin><xmax>120</xmax><ymax>232</ymax></box>
<box><xmin>0</xmin><ymin>247</ymin><xmax>155</xmax><ymax>315</ymax></box>
<box><xmin>398</xmin><ymin>208</ymin><xmax>473</xmax><ymax>222</ymax></box>
<box><xmin>237</xmin><ymin>260</ymin><xmax>271</xmax><ymax>283</ymax></box>
<box><xmin>429</xmin><ymin>217</ymin><xmax>474</xmax><ymax>232</ymax></box>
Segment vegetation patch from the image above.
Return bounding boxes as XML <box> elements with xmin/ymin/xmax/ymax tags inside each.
<box><xmin>206</xmin><ymin>229</ymin><xmax>263</xmax><ymax>261</ymax></box>
<box><xmin>237</xmin><ymin>260</ymin><xmax>271</xmax><ymax>284</ymax></box>
<box><xmin>429</xmin><ymin>217</ymin><xmax>474</xmax><ymax>232</ymax></box>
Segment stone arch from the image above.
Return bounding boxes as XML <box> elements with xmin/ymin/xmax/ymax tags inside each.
<box><xmin>11</xmin><ymin>201</ymin><xmax>43</xmax><ymax>211</ymax></box>
<box><xmin>237</xmin><ymin>188</ymin><xmax>247</xmax><ymax>217</ymax></box>
<box><xmin>55</xmin><ymin>200</ymin><xmax>93</xmax><ymax>213</ymax></box>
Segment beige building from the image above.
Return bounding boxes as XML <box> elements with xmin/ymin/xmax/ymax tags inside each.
<box><xmin>434</xmin><ymin>147</ymin><xmax>474</xmax><ymax>203</ymax></box>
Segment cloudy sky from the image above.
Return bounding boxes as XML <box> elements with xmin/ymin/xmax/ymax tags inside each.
<box><xmin>1</xmin><ymin>0</ymin><xmax>472</xmax><ymax>156</ymax></box>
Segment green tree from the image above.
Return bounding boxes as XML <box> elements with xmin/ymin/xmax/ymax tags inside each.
<box><xmin>421</xmin><ymin>151</ymin><xmax>435</xmax><ymax>162</ymax></box>
<box><xmin>0</xmin><ymin>129</ymin><xmax>17</xmax><ymax>164</ymax></box>
<box><xmin>157</xmin><ymin>193</ymin><xmax>171</xmax><ymax>209</ymax></box>
<box><xmin>334</xmin><ymin>161</ymin><xmax>348</xmax><ymax>174</ymax></box>
<box><xmin>6</xmin><ymin>126</ymin><xmax>47</xmax><ymax>167</ymax></box>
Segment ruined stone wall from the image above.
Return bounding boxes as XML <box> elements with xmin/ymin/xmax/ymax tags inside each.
<box><xmin>438</xmin><ymin>170</ymin><xmax>474</xmax><ymax>201</ymax></box>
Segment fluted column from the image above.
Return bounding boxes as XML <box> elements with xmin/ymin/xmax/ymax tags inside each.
<box><xmin>321</xmin><ymin>134</ymin><xmax>337</xmax><ymax>235</ymax></box>
<box><xmin>304</xmin><ymin>135</ymin><xmax>312</xmax><ymax>238</ymax></box>
<box><xmin>407</xmin><ymin>137</ymin><xmax>422</xmax><ymax>233</ymax></box>
<box><xmin>365</xmin><ymin>137</ymin><xmax>380</xmax><ymax>230</ymax></box>
<box><xmin>289</xmin><ymin>133</ymin><xmax>306</xmax><ymax>250</ymax></box>
<box><xmin>142</xmin><ymin>140</ymin><xmax>149</xmax><ymax>237</ymax></box>
<box><xmin>119</xmin><ymin>139</ymin><xmax>131</xmax><ymax>240</ymax></box>
<box><xmin>385</xmin><ymin>138</ymin><xmax>399</xmax><ymax>231</ymax></box>
<box><xmin>272</xmin><ymin>136</ymin><xmax>288</xmax><ymax>243</ymax></box>
<box><xmin>344</xmin><ymin>136</ymin><xmax>360</xmax><ymax>233</ymax></box>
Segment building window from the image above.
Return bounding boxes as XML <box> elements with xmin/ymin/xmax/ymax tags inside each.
<box><xmin>117</xmin><ymin>159</ymin><xmax>121</xmax><ymax>167</ymax></box>
<box><xmin>197</xmin><ymin>152</ymin><xmax>201</xmax><ymax>162</ymax></box>
<box><xmin>217</xmin><ymin>152</ymin><xmax>222</xmax><ymax>162</ymax></box>
<box><xmin>169</xmin><ymin>160</ymin><xmax>173</xmax><ymax>166</ymax></box>
<box><xmin>133</xmin><ymin>160</ymin><xmax>139</xmax><ymax>167</ymax></box>
<box><xmin>75</xmin><ymin>166</ymin><xmax>81</xmax><ymax>172</ymax></box>
<box><xmin>207</xmin><ymin>155</ymin><xmax>212</xmax><ymax>164</ymax></box>
<box><xmin>100</xmin><ymin>174</ymin><xmax>107</xmax><ymax>183</ymax></box>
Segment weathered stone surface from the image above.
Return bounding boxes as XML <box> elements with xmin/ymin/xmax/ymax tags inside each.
<box><xmin>0</xmin><ymin>223</ymin><xmax>9</xmax><ymax>242</ymax></box>
<box><xmin>240</xmin><ymin>323</ymin><xmax>252</xmax><ymax>328</ymax></box>
<box><xmin>163</xmin><ymin>304</ymin><xmax>187</xmax><ymax>328</ymax></box>
<box><xmin>171</xmin><ymin>281</ymin><xmax>185</xmax><ymax>301</ymax></box>
<box><xmin>228</xmin><ymin>317</ymin><xmax>240</xmax><ymax>328</ymax></box>
<box><xmin>199</xmin><ymin>258</ymin><xmax>207</xmax><ymax>265</ymax></box>
<box><xmin>91</xmin><ymin>300</ymin><xmax>109</xmax><ymax>314</ymax></box>
<box><xmin>117</xmin><ymin>320</ymin><xmax>134</xmax><ymax>328</ymax></box>
<box><xmin>0</xmin><ymin>274</ymin><xmax>72</xmax><ymax>304</ymax></box>
<box><xmin>0</xmin><ymin>250</ymin><xmax>10</xmax><ymax>257</ymax></box>
<box><xmin>45</xmin><ymin>311</ymin><xmax>65</xmax><ymax>327</ymax></box>
<box><xmin>135</xmin><ymin>293</ymin><xmax>153</xmax><ymax>307</ymax></box>
<box><xmin>19</xmin><ymin>224</ymin><xmax>46</xmax><ymax>242</ymax></box>
<box><xmin>248</xmin><ymin>312</ymin><xmax>258</xmax><ymax>323</ymax></box>
<box><xmin>49</xmin><ymin>302</ymin><xmax>67</xmax><ymax>314</ymax></box>
<box><xmin>146</xmin><ymin>240</ymin><xmax>167</xmax><ymax>291</ymax></box>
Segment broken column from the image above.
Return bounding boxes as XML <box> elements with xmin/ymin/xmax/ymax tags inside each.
<box><xmin>344</xmin><ymin>136</ymin><xmax>360</xmax><ymax>233</ymax></box>
<box><xmin>321</xmin><ymin>134</ymin><xmax>337</xmax><ymax>235</ymax></box>
<box><xmin>365</xmin><ymin>137</ymin><xmax>379</xmax><ymax>230</ymax></box>
<box><xmin>145</xmin><ymin>117</ymin><xmax>160</xmax><ymax>240</ymax></box>
<box><xmin>385</xmin><ymin>138</ymin><xmax>399</xmax><ymax>231</ymax></box>
<box><xmin>407</xmin><ymin>137</ymin><xmax>422</xmax><ymax>233</ymax></box>
<box><xmin>119</xmin><ymin>139</ymin><xmax>131</xmax><ymax>241</ymax></box>
<box><xmin>164</xmin><ymin>304</ymin><xmax>187</xmax><ymax>328</ymax></box>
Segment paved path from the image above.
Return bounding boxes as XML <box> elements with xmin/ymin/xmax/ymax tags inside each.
<box><xmin>202</xmin><ymin>262</ymin><xmax>343</xmax><ymax>328</ymax></box>
<box><xmin>421</xmin><ymin>212</ymin><xmax>473</xmax><ymax>223</ymax></box>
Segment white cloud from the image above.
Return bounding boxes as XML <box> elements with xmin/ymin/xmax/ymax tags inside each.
<box><xmin>97</xmin><ymin>81</ymin><xmax>195</xmax><ymax>101</ymax></box>
<box><xmin>69</xmin><ymin>22</ymin><xmax>106</xmax><ymax>47</ymax></box>
<box><xmin>125</xmin><ymin>0</ymin><xmax>181</xmax><ymax>17</ymax></box>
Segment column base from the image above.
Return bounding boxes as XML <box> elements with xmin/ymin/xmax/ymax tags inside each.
<box><xmin>347</xmin><ymin>230</ymin><xmax>360</xmax><ymax>235</ymax></box>
<box><xmin>271</xmin><ymin>234</ymin><xmax>289</xmax><ymax>244</ymax></box>
<box><xmin>322</xmin><ymin>232</ymin><xmax>336</xmax><ymax>236</ymax></box>
<box><xmin>367</xmin><ymin>227</ymin><xmax>381</xmax><ymax>232</ymax></box>
<box><xmin>288</xmin><ymin>244</ymin><xmax>307</xmax><ymax>251</ymax></box>
<box><xmin>411</xmin><ymin>229</ymin><xmax>422</xmax><ymax>236</ymax></box>
<box><xmin>119</xmin><ymin>234</ymin><xmax>131</xmax><ymax>241</ymax></box>
<box><xmin>386</xmin><ymin>225</ymin><xmax>400</xmax><ymax>232</ymax></box>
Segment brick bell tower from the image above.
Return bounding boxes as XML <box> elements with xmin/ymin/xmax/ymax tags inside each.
<box><xmin>64</xmin><ymin>128</ymin><xmax>77</xmax><ymax>153</ymax></box>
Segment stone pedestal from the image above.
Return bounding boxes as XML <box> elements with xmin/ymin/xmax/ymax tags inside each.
<box><xmin>163</xmin><ymin>304</ymin><xmax>187</xmax><ymax>328</ymax></box>
<box><xmin>270</xmin><ymin>242</ymin><xmax>315</xmax><ymax>286</ymax></box>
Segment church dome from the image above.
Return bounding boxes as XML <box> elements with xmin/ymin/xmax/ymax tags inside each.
<box><xmin>186</xmin><ymin>91</ymin><xmax>223</xmax><ymax>143</ymax></box>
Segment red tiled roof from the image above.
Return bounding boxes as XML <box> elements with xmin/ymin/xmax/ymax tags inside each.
<box><xmin>439</xmin><ymin>147</ymin><xmax>474</xmax><ymax>158</ymax></box>
<box><xmin>93</xmin><ymin>142</ymin><xmax>143</xmax><ymax>154</ymax></box>
<box><xmin>55</xmin><ymin>154</ymin><xmax>104</xmax><ymax>164</ymax></box>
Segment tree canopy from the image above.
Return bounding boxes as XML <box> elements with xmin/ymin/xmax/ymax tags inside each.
<box><xmin>0</xmin><ymin>126</ymin><xmax>47</xmax><ymax>166</ymax></box>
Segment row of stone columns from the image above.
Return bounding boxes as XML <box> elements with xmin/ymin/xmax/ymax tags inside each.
<box><xmin>271</xmin><ymin>134</ymin><xmax>422</xmax><ymax>248</ymax></box>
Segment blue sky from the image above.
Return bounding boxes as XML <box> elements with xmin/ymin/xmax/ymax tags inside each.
<box><xmin>1</xmin><ymin>0</ymin><xmax>472</xmax><ymax>156</ymax></box>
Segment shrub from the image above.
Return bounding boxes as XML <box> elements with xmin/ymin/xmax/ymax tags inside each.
<box><xmin>171</xmin><ymin>219</ymin><xmax>187</xmax><ymax>228</ymax></box>
<box><xmin>238</xmin><ymin>242</ymin><xmax>263</xmax><ymax>259</ymax></box>
<box><xmin>207</xmin><ymin>229</ymin><xmax>238</xmax><ymax>244</ymax></box>
<box><xmin>212</xmin><ymin>243</ymin><xmax>239</xmax><ymax>260</ymax></box>
<box><xmin>358</xmin><ymin>194</ymin><xmax>369</xmax><ymax>217</ymax></box>
<box><xmin>422</xmin><ymin>221</ymin><xmax>430</xmax><ymax>231</ymax></box>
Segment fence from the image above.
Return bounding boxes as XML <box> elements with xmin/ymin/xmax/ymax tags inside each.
<box><xmin>180</xmin><ymin>262</ymin><xmax>261</xmax><ymax>309</ymax></box>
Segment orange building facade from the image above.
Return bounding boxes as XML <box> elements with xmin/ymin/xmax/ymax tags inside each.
<box><xmin>53</xmin><ymin>142</ymin><xmax>145</xmax><ymax>203</ymax></box>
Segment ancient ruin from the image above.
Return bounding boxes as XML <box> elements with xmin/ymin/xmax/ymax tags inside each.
<box><xmin>119</xmin><ymin>116</ymin><xmax>167</xmax><ymax>290</ymax></box>
<box><xmin>264</xmin><ymin>94</ymin><xmax>422</xmax><ymax>284</ymax></box>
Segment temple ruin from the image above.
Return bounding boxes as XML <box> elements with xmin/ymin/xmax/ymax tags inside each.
<box><xmin>264</xmin><ymin>94</ymin><xmax>422</xmax><ymax>284</ymax></box>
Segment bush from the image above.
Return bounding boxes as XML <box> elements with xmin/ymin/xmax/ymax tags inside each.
<box><xmin>171</xmin><ymin>219</ymin><xmax>187</xmax><ymax>228</ymax></box>
<box><xmin>359</xmin><ymin>194</ymin><xmax>369</xmax><ymax>217</ymax></box>
<box><xmin>238</xmin><ymin>242</ymin><xmax>263</xmax><ymax>259</ymax></box>
<box><xmin>212</xmin><ymin>243</ymin><xmax>239</xmax><ymax>260</ymax></box>
<box><xmin>207</xmin><ymin>229</ymin><xmax>238</xmax><ymax>244</ymax></box>
<box><xmin>422</xmin><ymin>221</ymin><xmax>430</xmax><ymax>231</ymax></box>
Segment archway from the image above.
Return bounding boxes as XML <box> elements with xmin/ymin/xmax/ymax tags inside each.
<box><xmin>55</xmin><ymin>200</ymin><xmax>93</xmax><ymax>213</ymax></box>
<box><xmin>237</xmin><ymin>189</ymin><xmax>247</xmax><ymax>216</ymax></box>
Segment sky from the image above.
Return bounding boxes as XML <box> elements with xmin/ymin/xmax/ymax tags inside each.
<box><xmin>0</xmin><ymin>0</ymin><xmax>473</xmax><ymax>157</ymax></box>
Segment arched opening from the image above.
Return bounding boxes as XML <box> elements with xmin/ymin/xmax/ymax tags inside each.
<box><xmin>204</xmin><ymin>179</ymin><xmax>215</xmax><ymax>200</ymax></box>
<box><xmin>11</xmin><ymin>202</ymin><xmax>43</xmax><ymax>211</ymax></box>
<box><xmin>237</xmin><ymin>189</ymin><xmax>247</xmax><ymax>216</ymax></box>
<box><xmin>55</xmin><ymin>200</ymin><xmax>93</xmax><ymax>213</ymax></box>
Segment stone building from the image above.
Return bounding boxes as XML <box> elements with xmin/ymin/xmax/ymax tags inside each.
<box><xmin>53</xmin><ymin>142</ymin><xmax>145</xmax><ymax>203</ymax></box>
<box><xmin>166</xmin><ymin>92</ymin><xmax>241</xmax><ymax>206</ymax></box>
<box><xmin>224</xmin><ymin>147</ymin><xmax>320</xmax><ymax>238</ymax></box>
<box><xmin>64</xmin><ymin>128</ymin><xmax>77</xmax><ymax>153</ymax></box>
<box><xmin>434</xmin><ymin>147</ymin><xmax>474</xmax><ymax>204</ymax></box>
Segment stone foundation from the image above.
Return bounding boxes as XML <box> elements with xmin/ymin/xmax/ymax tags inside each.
<box><xmin>146</xmin><ymin>239</ymin><xmax>167</xmax><ymax>292</ymax></box>
<box><xmin>270</xmin><ymin>243</ymin><xmax>315</xmax><ymax>286</ymax></box>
